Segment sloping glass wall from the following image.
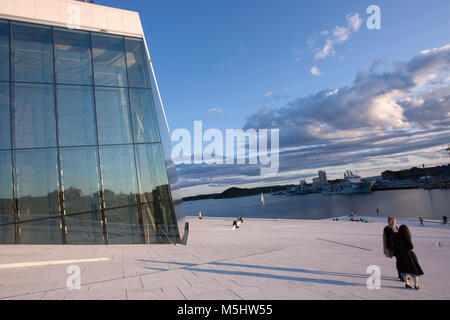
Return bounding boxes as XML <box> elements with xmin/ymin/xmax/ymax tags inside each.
<box><xmin>0</xmin><ymin>19</ymin><xmax>180</xmax><ymax>244</ymax></box>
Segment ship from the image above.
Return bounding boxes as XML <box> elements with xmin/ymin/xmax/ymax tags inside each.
<box><xmin>296</xmin><ymin>180</ymin><xmax>310</xmax><ymax>194</ymax></box>
<box><xmin>322</xmin><ymin>170</ymin><xmax>375</xmax><ymax>195</ymax></box>
<box><xmin>285</xmin><ymin>179</ymin><xmax>310</xmax><ymax>195</ymax></box>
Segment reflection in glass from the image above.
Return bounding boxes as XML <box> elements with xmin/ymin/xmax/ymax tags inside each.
<box><xmin>95</xmin><ymin>87</ymin><xmax>132</xmax><ymax>145</ymax></box>
<box><xmin>0</xmin><ymin>82</ymin><xmax>10</xmax><ymax>149</ymax></box>
<box><xmin>0</xmin><ymin>20</ymin><xmax>9</xmax><ymax>82</ymax></box>
<box><xmin>12</xmin><ymin>83</ymin><xmax>56</xmax><ymax>148</ymax></box>
<box><xmin>11</xmin><ymin>22</ymin><xmax>53</xmax><ymax>83</ymax></box>
<box><xmin>125</xmin><ymin>38</ymin><xmax>149</xmax><ymax>88</ymax></box>
<box><xmin>135</xmin><ymin>144</ymin><xmax>171</xmax><ymax>204</ymax></box>
<box><xmin>142</xmin><ymin>201</ymin><xmax>179</xmax><ymax>244</ymax></box>
<box><xmin>0</xmin><ymin>224</ymin><xmax>14</xmax><ymax>244</ymax></box>
<box><xmin>100</xmin><ymin>145</ymin><xmax>138</xmax><ymax>209</ymax></box>
<box><xmin>105</xmin><ymin>206</ymin><xmax>143</xmax><ymax>244</ymax></box>
<box><xmin>92</xmin><ymin>33</ymin><xmax>127</xmax><ymax>87</ymax></box>
<box><xmin>20</xmin><ymin>218</ymin><xmax>61</xmax><ymax>244</ymax></box>
<box><xmin>65</xmin><ymin>212</ymin><xmax>104</xmax><ymax>244</ymax></box>
<box><xmin>129</xmin><ymin>88</ymin><xmax>160</xmax><ymax>143</ymax></box>
<box><xmin>0</xmin><ymin>150</ymin><xmax>13</xmax><ymax>226</ymax></box>
<box><xmin>14</xmin><ymin>149</ymin><xmax>59</xmax><ymax>221</ymax></box>
<box><xmin>60</xmin><ymin>147</ymin><xmax>101</xmax><ymax>215</ymax></box>
<box><xmin>57</xmin><ymin>85</ymin><xmax>97</xmax><ymax>147</ymax></box>
<box><xmin>54</xmin><ymin>28</ymin><xmax>93</xmax><ymax>85</ymax></box>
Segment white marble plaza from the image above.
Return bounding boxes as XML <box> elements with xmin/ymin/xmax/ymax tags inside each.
<box><xmin>0</xmin><ymin>216</ymin><xmax>449</xmax><ymax>300</ymax></box>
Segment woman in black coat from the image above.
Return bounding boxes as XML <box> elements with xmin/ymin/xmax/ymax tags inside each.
<box><xmin>395</xmin><ymin>225</ymin><xmax>424</xmax><ymax>290</ymax></box>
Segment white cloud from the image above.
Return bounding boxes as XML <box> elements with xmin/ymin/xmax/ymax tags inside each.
<box><xmin>326</xmin><ymin>89</ymin><xmax>339</xmax><ymax>96</ymax></box>
<box><xmin>332</xmin><ymin>26</ymin><xmax>351</xmax><ymax>43</ymax></box>
<box><xmin>264</xmin><ymin>91</ymin><xmax>275</xmax><ymax>98</ymax></box>
<box><xmin>346</xmin><ymin>13</ymin><xmax>363</xmax><ymax>32</ymax></box>
<box><xmin>314</xmin><ymin>12</ymin><xmax>362</xmax><ymax>60</ymax></box>
<box><xmin>207</xmin><ymin>107</ymin><xmax>224</xmax><ymax>118</ymax></box>
<box><xmin>310</xmin><ymin>66</ymin><xmax>321</xmax><ymax>76</ymax></box>
<box><xmin>315</xmin><ymin>38</ymin><xmax>335</xmax><ymax>59</ymax></box>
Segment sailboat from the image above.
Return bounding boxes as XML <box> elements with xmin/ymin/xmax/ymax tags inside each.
<box><xmin>260</xmin><ymin>193</ymin><xmax>265</xmax><ymax>206</ymax></box>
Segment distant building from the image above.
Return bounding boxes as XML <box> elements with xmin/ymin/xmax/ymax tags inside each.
<box><xmin>318</xmin><ymin>170</ymin><xmax>327</xmax><ymax>185</ymax></box>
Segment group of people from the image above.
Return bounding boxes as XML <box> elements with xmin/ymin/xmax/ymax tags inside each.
<box><xmin>383</xmin><ymin>216</ymin><xmax>424</xmax><ymax>290</ymax></box>
<box><xmin>232</xmin><ymin>216</ymin><xmax>244</xmax><ymax>229</ymax></box>
<box><xmin>418</xmin><ymin>215</ymin><xmax>449</xmax><ymax>227</ymax></box>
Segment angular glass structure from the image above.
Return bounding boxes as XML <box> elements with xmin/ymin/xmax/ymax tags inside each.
<box><xmin>0</xmin><ymin>19</ymin><xmax>180</xmax><ymax>244</ymax></box>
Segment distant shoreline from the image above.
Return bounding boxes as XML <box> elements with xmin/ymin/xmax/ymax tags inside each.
<box><xmin>182</xmin><ymin>185</ymin><xmax>446</xmax><ymax>202</ymax></box>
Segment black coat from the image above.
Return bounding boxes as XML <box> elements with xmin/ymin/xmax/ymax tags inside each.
<box><xmin>394</xmin><ymin>235</ymin><xmax>424</xmax><ymax>276</ymax></box>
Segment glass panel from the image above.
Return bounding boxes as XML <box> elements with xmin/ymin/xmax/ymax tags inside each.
<box><xmin>125</xmin><ymin>38</ymin><xmax>149</xmax><ymax>88</ymax></box>
<box><xmin>0</xmin><ymin>82</ymin><xmax>10</xmax><ymax>149</ymax></box>
<box><xmin>0</xmin><ymin>224</ymin><xmax>15</xmax><ymax>244</ymax></box>
<box><xmin>60</xmin><ymin>147</ymin><xmax>101</xmax><ymax>215</ymax></box>
<box><xmin>105</xmin><ymin>206</ymin><xmax>143</xmax><ymax>244</ymax></box>
<box><xmin>54</xmin><ymin>28</ymin><xmax>93</xmax><ymax>85</ymax></box>
<box><xmin>142</xmin><ymin>201</ymin><xmax>179</xmax><ymax>244</ymax></box>
<box><xmin>20</xmin><ymin>218</ymin><xmax>61</xmax><ymax>244</ymax></box>
<box><xmin>129</xmin><ymin>88</ymin><xmax>160</xmax><ymax>143</ymax></box>
<box><xmin>11</xmin><ymin>22</ymin><xmax>53</xmax><ymax>83</ymax></box>
<box><xmin>95</xmin><ymin>87</ymin><xmax>132</xmax><ymax>145</ymax></box>
<box><xmin>0</xmin><ymin>20</ymin><xmax>9</xmax><ymax>82</ymax></box>
<box><xmin>57</xmin><ymin>85</ymin><xmax>97</xmax><ymax>147</ymax></box>
<box><xmin>65</xmin><ymin>211</ymin><xmax>104</xmax><ymax>244</ymax></box>
<box><xmin>14</xmin><ymin>149</ymin><xmax>59</xmax><ymax>221</ymax></box>
<box><xmin>100</xmin><ymin>145</ymin><xmax>138</xmax><ymax>209</ymax></box>
<box><xmin>135</xmin><ymin>144</ymin><xmax>171</xmax><ymax>204</ymax></box>
<box><xmin>92</xmin><ymin>33</ymin><xmax>127</xmax><ymax>87</ymax></box>
<box><xmin>0</xmin><ymin>150</ymin><xmax>13</xmax><ymax>226</ymax></box>
<box><xmin>12</xmin><ymin>83</ymin><xmax>56</xmax><ymax>148</ymax></box>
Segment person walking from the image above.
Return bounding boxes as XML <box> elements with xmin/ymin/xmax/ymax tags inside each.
<box><xmin>376</xmin><ymin>208</ymin><xmax>380</xmax><ymax>217</ymax></box>
<box><xmin>395</xmin><ymin>225</ymin><xmax>424</xmax><ymax>290</ymax></box>
<box><xmin>419</xmin><ymin>216</ymin><xmax>424</xmax><ymax>227</ymax></box>
<box><xmin>198</xmin><ymin>210</ymin><xmax>202</xmax><ymax>220</ymax></box>
<box><xmin>383</xmin><ymin>216</ymin><xmax>402</xmax><ymax>281</ymax></box>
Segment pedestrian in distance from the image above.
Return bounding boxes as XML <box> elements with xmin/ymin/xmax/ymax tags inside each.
<box><xmin>419</xmin><ymin>216</ymin><xmax>424</xmax><ymax>227</ymax></box>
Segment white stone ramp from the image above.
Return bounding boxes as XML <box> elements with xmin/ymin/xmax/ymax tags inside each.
<box><xmin>0</xmin><ymin>216</ymin><xmax>449</xmax><ymax>300</ymax></box>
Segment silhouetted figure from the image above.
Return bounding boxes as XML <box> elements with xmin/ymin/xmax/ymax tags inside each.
<box><xmin>394</xmin><ymin>225</ymin><xmax>424</xmax><ymax>290</ymax></box>
<box><xmin>198</xmin><ymin>210</ymin><xmax>202</xmax><ymax>220</ymax></box>
<box><xmin>443</xmin><ymin>215</ymin><xmax>448</xmax><ymax>225</ymax></box>
<box><xmin>376</xmin><ymin>208</ymin><xmax>380</xmax><ymax>217</ymax></box>
<box><xmin>419</xmin><ymin>216</ymin><xmax>424</xmax><ymax>227</ymax></box>
<box><xmin>232</xmin><ymin>220</ymin><xmax>239</xmax><ymax>229</ymax></box>
<box><xmin>239</xmin><ymin>216</ymin><xmax>244</xmax><ymax>223</ymax></box>
<box><xmin>383</xmin><ymin>216</ymin><xmax>402</xmax><ymax>281</ymax></box>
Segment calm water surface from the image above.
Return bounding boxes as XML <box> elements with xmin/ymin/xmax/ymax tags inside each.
<box><xmin>181</xmin><ymin>189</ymin><xmax>450</xmax><ymax>220</ymax></box>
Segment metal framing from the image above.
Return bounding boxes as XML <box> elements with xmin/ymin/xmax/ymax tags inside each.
<box><xmin>0</xmin><ymin>19</ymin><xmax>180</xmax><ymax>244</ymax></box>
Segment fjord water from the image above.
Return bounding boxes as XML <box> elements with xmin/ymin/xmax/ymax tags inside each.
<box><xmin>182</xmin><ymin>189</ymin><xmax>450</xmax><ymax>220</ymax></box>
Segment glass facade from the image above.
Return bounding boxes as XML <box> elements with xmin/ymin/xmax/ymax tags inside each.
<box><xmin>0</xmin><ymin>19</ymin><xmax>180</xmax><ymax>244</ymax></box>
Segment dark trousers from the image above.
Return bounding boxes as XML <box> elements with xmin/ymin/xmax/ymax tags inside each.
<box><xmin>395</xmin><ymin>257</ymin><xmax>402</xmax><ymax>279</ymax></box>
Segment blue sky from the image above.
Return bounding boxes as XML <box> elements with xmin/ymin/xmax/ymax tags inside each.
<box><xmin>100</xmin><ymin>0</ymin><xmax>450</xmax><ymax>196</ymax></box>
